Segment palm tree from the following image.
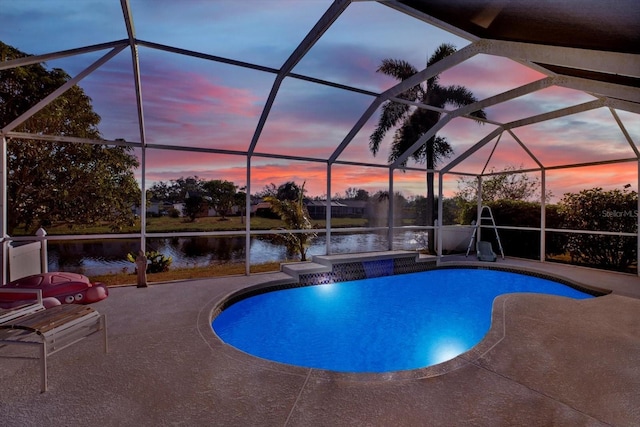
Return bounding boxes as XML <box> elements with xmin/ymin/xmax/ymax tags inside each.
<box><xmin>369</xmin><ymin>43</ymin><xmax>486</xmax><ymax>252</ymax></box>
<box><xmin>264</xmin><ymin>182</ymin><xmax>317</xmax><ymax>261</ymax></box>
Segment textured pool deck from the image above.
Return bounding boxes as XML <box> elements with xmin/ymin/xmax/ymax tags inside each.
<box><xmin>1</xmin><ymin>257</ymin><xmax>639</xmax><ymax>426</ymax></box>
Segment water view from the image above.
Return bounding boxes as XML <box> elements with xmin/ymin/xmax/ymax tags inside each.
<box><xmin>46</xmin><ymin>231</ymin><xmax>423</xmax><ymax>276</ymax></box>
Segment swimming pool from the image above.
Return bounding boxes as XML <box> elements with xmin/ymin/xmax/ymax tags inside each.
<box><xmin>212</xmin><ymin>268</ymin><xmax>595</xmax><ymax>373</ymax></box>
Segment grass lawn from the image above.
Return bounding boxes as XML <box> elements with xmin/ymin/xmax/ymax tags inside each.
<box><xmin>15</xmin><ymin>215</ymin><xmax>368</xmax><ymax>235</ymax></box>
<box><xmin>11</xmin><ymin>216</ymin><xmax>370</xmax><ymax>287</ymax></box>
<box><xmin>92</xmin><ymin>261</ymin><xmax>283</xmax><ymax>287</ymax></box>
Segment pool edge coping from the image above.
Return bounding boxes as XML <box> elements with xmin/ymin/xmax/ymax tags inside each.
<box><xmin>203</xmin><ymin>263</ymin><xmax>609</xmax><ymax>382</ymax></box>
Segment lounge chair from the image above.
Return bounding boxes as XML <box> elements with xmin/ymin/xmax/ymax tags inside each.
<box><xmin>0</xmin><ymin>300</ymin><xmax>107</xmax><ymax>392</ymax></box>
<box><xmin>0</xmin><ymin>289</ymin><xmax>46</xmax><ymax>324</ymax></box>
<box><xmin>477</xmin><ymin>240</ymin><xmax>497</xmax><ymax>262</ymax></box>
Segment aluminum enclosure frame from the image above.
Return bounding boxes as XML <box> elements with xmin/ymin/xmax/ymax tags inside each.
<box><xmin>0</xmin><ymin>0</ymin><xmax>638</xmax><ymax>278</ymax></box>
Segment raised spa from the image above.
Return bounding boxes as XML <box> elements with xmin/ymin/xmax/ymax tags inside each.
<box><xmin>212</xmin><ymin>268</ymin><xmax>594</xmax><ymax>373</ymax></box>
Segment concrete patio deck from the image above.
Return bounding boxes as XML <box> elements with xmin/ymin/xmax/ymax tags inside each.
<box><xmin>1</xmin><ymin>257</ymin><xmax>639</xmax><ymax>426</ymax></box>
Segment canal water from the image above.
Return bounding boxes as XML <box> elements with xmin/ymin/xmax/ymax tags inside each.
<box><xmin>46</xmin><ymin>230</ymin><xmax>424</xmax><ymax>276</ymax></box>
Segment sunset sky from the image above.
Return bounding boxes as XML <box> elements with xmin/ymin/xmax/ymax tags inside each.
<box><xmin>2</xmin><ymin>0</ymin><xmax>639</xmax><ymax>202</ymax></box>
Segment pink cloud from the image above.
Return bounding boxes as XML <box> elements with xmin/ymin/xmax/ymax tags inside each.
<box><xmin>487</xmin><ymin>86</ymin><xmax>597</xmax><ymax>125</ymax></box>
<box><xmin>439</xmin><ymin>55</ymin><xmax>547</xmax><ymax>100</ymax></box>
<box><xmin>115</xmin><ymin>47</ymin><xmax>637</xmax><ymax>202</ymax></box>
<box><xmin>510</xmin><ymin>113</ymin><xmax>635</xmax><ymax>167</ymax></box>
<box><xmin>249</xmin><ymin>161</ymin><xmax>327</xmax><ymax>195</ymax></box>
<box><xmin>547</xmin><ymin>163</ymin><xmax>638</xmax><ymax>199</ymax></box>
<box><xmin>142</xmin><ymin>71</ymin><xmax>260</xmax><ymax>118</ymax></box>
<box><xmin>257</xmin><ymin>121</ymin><xmax>369</xmax><ymax>160</ymax></box>
<box><xmin>138</xmin><ymin>61</ymin><xmax>263</xmax><ymax>150</ymax></box>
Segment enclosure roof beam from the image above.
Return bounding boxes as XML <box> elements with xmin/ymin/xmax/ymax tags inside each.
<box><xmin>476</xmin><ymin>39</ymin><xmax>640</xmax><ymax>79</ymax></box>
<box><xmin>120</xmin><ymin>0</ymin><xmax>147</xmax><ymax>148</ymax></box>
<box><xmin>136</xmin><ymin>40</ymin><xmax>279</xmax><ymax>74</ymax></box>
<box><xmin>477</xmin><ymin>156</ymin><xmax>638</xmax><ymax>176</ymax></box>
<box><xmin>506</xmin><ymin>129</ymin><xmax>544</xmax><ymax>169</ymax></box>
<box><xmin>329</xmin><ymin>41</ymin><xmax>480</xmax><ymax>163</ymax></box>
<box><xmin>441</xmin><ymin>127</ymin><xmax>504</xmax><ymax>174</ymax></box>
<box><xmin>610</xmin><ymin>109</ymin><xmax>640</xmax><ymax>158</ymax></box>
<box><xmin>504</xmin><ymin>98</ymin><xmax>605</xmax><ymax>130</ymax></box>
<box><xmin>390</xmin><ymin>77</ymin><xmax>555</xmax><ymax>168</ymax></box>
<box><xmin>543</xmin><ymin>157</ymin><xmax>639</xmax><ymax>171</ymax></box>
<box><xmin>1</xmin><ymin>46</ymin><xmax>126</xmax><ymax>134</ymax></box>
<box><xmin>606</xmin><ymin>98</ymin><xmax>640</xmax><ymax>116</ymax></box>
<box><xmin>554</xmin><ymin>75</ymin><xmax>640</xmax><ymax>105</ymax></box>
<box><xmin>4</xmin><ymin>130</ymin><xmax>416</xmax><ymax>170</ymax></box>
<box><xmin>391</xmin><ymin>115</ymin><xmax>455</xmax><ymax>169</ymax></box>
<box><xmin>136</xmin><ymin>39</ymin><xmax>378</xmax><ymax>98</ymax></box>
<box><xmin>388</xmin><ymin>97</ymin><xmax>504</xmax><ymax>126</ymax></box>
<box><xmin>476</xmin><ymin>155</ymin><xmax>640</xmax><ymax>177</ymax></box>
<box><xmin>248</xmin><ymin>0</ymin><xmax>352</xmax><ymax>155</ymax></box>
<box><xmin>480</xmin><ymin>132</ymin><xmax>503</xmax><ymax>175</ymax></box>
<box><xmin>5</xmin><ymin>132</ymin><xmax>137</xmax><ymax>147</ymax></box>
<box><xmin>0</xmin><ymin>40</ymin><xmax>128</xmax><ymax>71</ymax></box>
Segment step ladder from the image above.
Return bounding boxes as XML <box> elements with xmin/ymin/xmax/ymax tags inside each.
<box><xmin>465</xmin><ymin>206</ymin><xmax>504</xmax><ymax>259</ymax></box>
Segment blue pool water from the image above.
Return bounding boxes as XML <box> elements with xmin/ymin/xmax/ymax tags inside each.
<box><xmin>212</xmin><ymin>269</ymin><xmax>594</xmax><ymax>373</ymax></box>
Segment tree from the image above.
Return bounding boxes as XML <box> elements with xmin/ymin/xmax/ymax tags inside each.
<box><xmin>203</xmin><ymin>179</ymin><xmax>237</xmax><ymax>220</ymax></box>
<box><xmin>235</xmin><ymin>187</ymin><xmax>247</xmax><ymax>224</ymax></box>
<box><xmin>182</xmin><ymin>193</ymin><xmax>206</xmax><ymax>222</ymax></box>
<box><xmin>1</xmin><ymin>42</ymin><xmax>140</xmax><ymax>234</ymax></box>
<box><xmin>456</xmin><ymin>166</ymin><xmax>550</xmax><ymax>203</ymax></box>
<box><xmin>353</xmin><ymin>188</ymin><xmax>370</xmax><ymax>201</ymax></box>
<box><xmin>369</xmin><ymin>43</ymin><xmax>486</xmax><ymax>252</ymax></box>
<box><xmin>558</xmin><ymin>187</ymin><xmax>637</xmax><ymax>270</ymax></box>
<box><xmin>343</xmin><ymin>187</ymin><xmax>369</xmax><ymax>201</ymax></box>
<box><xmin>256</xmin><ymin>183</ymin><xmax>278</xmax><ymax>198</ymax></box>
<box><xmin>148</xmin><ymin>176</ymin><xmax>206</xmax><ymax>206</ymax></box>
<box><xmin>264</xmin><ymin>182</ymin><xmax>316</xmax><ymax>261</ymax></box>
<box><xmin>412</xmin><ymin>195</ymin><xmax>428</xmax><ymax>226</ymax></box>
<box><xmin>257</xmin><ymin>181</ymin><xmax>305</xmax><ymax>201</ymax></box>
<box><xmin>170</xmin><ymin>176</ymin><xmax>204</xmax><ymax>201</ymax></box>
<box><xmin>147</xmin><ymin>181</ymin><xmax>173</xmax><ymax>203</ymax></box>
<box><xmin>277</xmin><ymin>181</ymin><xmax>303</xmax><ymax>201</ymax></box>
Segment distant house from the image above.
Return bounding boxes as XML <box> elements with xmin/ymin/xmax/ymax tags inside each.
<box><xmin>305</xmin><ymin>200</ymin><xmax>365</xmax><ymax>219</ymax></box>
<box><xmin>173</xmin><ymin>203</ymin><xmax>185</xmax><ymax>216</ymax></box>
<box><xmin>251</xmin><ymin>199</ymin><xmax>367</xmax><ymax>220</ymax></box>
<box><xmin>251</xmin><ymin>201</ymin><xmax>269</xmax><ymax>213</ymax></box>
<box><xmin>251</xmin><ymin>200</ymin><xmax>279</xmax><ymax>218</ymax></box>
<box><xmin>251</xmin><ymin>201</ymin><xmax>272</xmax><ymax>216</ymax></box>
<box><xmin>148</xmin><ymin>201</ymin><xmax>175</xmax><ymax>216</ymax></box>
<box><xmin>340</xmin><ymin>200</ymin><xmax>367</xmax><ymax>218</ymax></box>
<box><xmin>147</xmin><ymin>200</ymin><xmax>162</xmax><ymax>215</ymax></box>
<box><xmin>133</xmin><ymin>198</ymin><xmax>170</xmax><ymax>216</ymax></box>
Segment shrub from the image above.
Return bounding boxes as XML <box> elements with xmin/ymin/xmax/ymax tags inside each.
<box><xmin>558</xmin><ymin>187</ymin><xmax>637</xmax><ymax>270</ymax></box>
<box><xmin>127</xmin><ymin>250</ymin><xmax>173</xmax><ymax>273</ymax></box>
<box><xmin>456</xmin><ymin>199</ymin><xmax>564</xmax><ymax>259</ymax></box>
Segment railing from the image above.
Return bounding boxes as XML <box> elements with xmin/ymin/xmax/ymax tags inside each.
<box><xmin>3</xmin><ymin>222</ymin><xmax>637</xmax><ymax>282</ymax></box>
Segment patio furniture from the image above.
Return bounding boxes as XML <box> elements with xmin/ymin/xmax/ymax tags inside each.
<box><xmin>477</xmin><ymin>240</ymin><xmax>497</xmax><ymax>262</ymax></box>
<box><xmin>0</xmin><ymin>302</ymin><xmax>107</xmax><ymax>392</ymax></box>
<box><xmin>0</xmin><ymin>289</ymin><xmax>46</xmax><ymax>324</ymax></box>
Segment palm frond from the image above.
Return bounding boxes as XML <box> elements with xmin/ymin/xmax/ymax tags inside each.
<box><xmin>425</xmin><ymin>43</ymin><xmax>457</xmax><ymax>87</ymax></box>
<box><xmin>369</xmin><ymin>101</ymin><xmax>410</xmax><ymax>156</ymax></box>
<box><xmin>439</xmin><ymin>85</ymin><xmax>487</xmax><ymax>120</ymax></box>
<box><xmin>377</xmin><ymin>58</ymin><xmax>419</xmax><ymax>80</ymax></box>
<box><xmin>371</xmin><ymin>43</ymin><xmax>484</xmax><ymax>170</ymax></box>
<box><xmin>263</xmin><ymin>182</ymin><xmax>316</xmax><ymax>261</ymax></box>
